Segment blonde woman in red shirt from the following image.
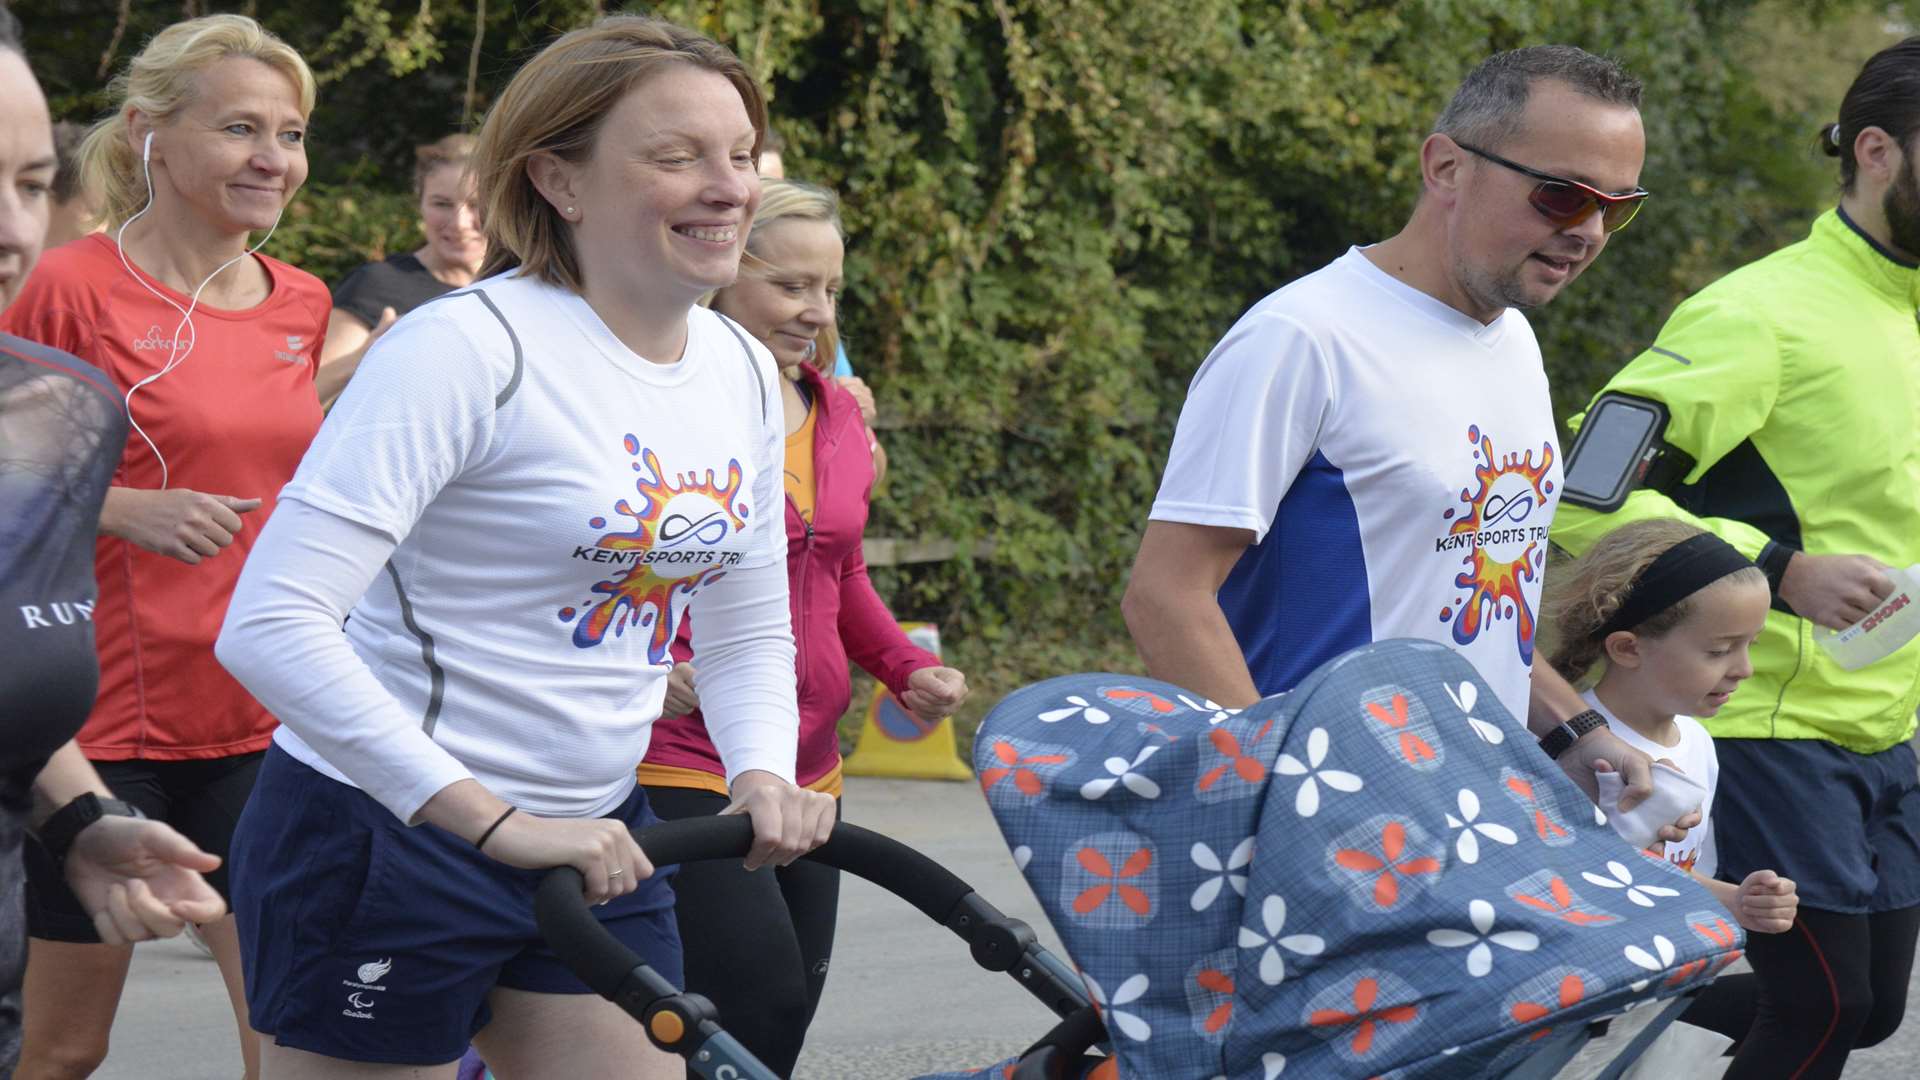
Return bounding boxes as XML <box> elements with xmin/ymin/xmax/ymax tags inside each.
<box><xmin>0</xmin><ymin>15</ymin><xmax>326</xmax><ymax>1079</ymax></box>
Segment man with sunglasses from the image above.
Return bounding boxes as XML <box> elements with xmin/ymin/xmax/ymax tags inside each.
<box><xmin>1125</xmin><ymin>46</ymin><xmax>1677</xmax><ymax>823</ymax></box>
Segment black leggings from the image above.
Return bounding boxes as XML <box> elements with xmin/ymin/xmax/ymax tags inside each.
<box><xmin>644</xmin><ymin>785</ymin><xmax>840</xmax><ymax>1079</ymax></box>
<box><xmin>1680</xmin><ymin>904</ymin><xmax>1920</xmax><ymax>1080</ymax></box>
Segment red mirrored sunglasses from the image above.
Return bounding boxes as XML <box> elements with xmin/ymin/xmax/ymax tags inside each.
<box><xmin>1457</xmin><ymin>142</ymin><xmax>1649</xmax><ymax>233</ymax></box>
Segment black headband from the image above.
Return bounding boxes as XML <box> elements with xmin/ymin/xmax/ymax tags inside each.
<box><xmin>1592</xmin><ymin>532</ymin><xmax>1756</xmax><ymax>640</ymax></box>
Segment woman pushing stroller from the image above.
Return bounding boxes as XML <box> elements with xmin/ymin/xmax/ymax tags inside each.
<box><xmin>215</xmin><ymin>15</ymin><xmax>832</xmax><ymax>1078</ymax></box>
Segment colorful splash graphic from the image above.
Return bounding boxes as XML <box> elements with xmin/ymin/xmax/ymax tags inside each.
<box><xmin>1436</xmin><ymin>426</ymin><xmax>1556</xmax><ymax>664</ymax></box>
<box><xmin>558</xmin><ymin>435</ymin><xmax>751</xmax><ymax>660</ymax></box>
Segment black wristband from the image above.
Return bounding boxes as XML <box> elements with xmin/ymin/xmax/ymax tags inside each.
<box><xmin>475</xmin><ymin>806</ymin><xmax>517</xmax><ymax>852</ymax></box>
<box><xmin>1538</xmin><ymin>709</ymin><xmax>1609</xmax><ymax>761</ymax></box>
<box><xmin>38</xmin><ymin>793</ymin><xmax>144</xmax><ymax>866</ymax></box>
<box><xmin>1757</xmin><ymin>540</ymin><xmax>1800</xmax><ymax>615</ymax></box>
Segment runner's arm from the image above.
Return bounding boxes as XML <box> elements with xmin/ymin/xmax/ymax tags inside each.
<box><xmin>686</xmin><ymin>556</ymin><xmax>801</xmax><ymax>788</ymax></box>
<box><xmin>1123</xmin><ymin>520</ymin><xmax>1261</xmax><ymax>708</ymax></box>
<box><xmin>28</xmin><ymin>740</ymin><xmax>118</xmax><ymax>829</ymax></box>
<box><xmin>837</xmin><ymin>533</ymin><xmax>939</xmax><ymax>695</ymax></box>
<box><xmin>1551</xmin><ymin>293</ymin><xmax>1785</xmax><ymax>568</ymax></box>
<box><xmin>215</xmin><ymin>497</ymin><xmax>475</xmax><ymax>824</ymax></box>
<box><xmin>1126</xmin><ymin>308</ymin><xmax>1332</xmax><ymax>707</ymax></box>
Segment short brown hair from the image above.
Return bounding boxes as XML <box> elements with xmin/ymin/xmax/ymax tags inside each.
<box><xmin>413</xmin><ymin>132</ymin><xmax>477</xmax><ymax>196</ymax></box>
<box><xmin>1434</xmin><ymin>45</ymin><xmax>1642</xmax><ymax>150</ymax></box>
<box><xmin>473</xmin><ymin>15</ymin><xmax>766</xmax><ymax>292</ymax></box>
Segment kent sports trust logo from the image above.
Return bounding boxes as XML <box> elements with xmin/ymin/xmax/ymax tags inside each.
<box><xmin>557</xmin><ymin>436</ymin><xmax>751</xmax><ymax>661</ymax></box>
<box><xmin>1435</xmin><ymin>426</ymin><xmax>1556</xmax><ymax>664</ymax></box>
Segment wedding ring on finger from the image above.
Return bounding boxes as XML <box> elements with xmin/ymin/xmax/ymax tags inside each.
<box><xmin>608</xmin><ymin>867</ymin><xmax>625</xmax><ymax>878</ymax></box>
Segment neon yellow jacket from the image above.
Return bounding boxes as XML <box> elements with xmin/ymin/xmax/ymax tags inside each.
<box><xmin>1554</xmin><ymin>209</ymin><xmax>1920</xmax><ymax>753</ymax></box>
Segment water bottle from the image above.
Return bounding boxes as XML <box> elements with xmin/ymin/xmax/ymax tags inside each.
<box><xmin>1811</xmin><ymin>565</ymin><xmax>1920</xmax><ymax>671</ymax></box>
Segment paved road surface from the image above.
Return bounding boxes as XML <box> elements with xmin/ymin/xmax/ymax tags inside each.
<box><xmin>87</xmin><ymin>777</ymin><xmax>1918</xmax><ymax>1079</ymax></box>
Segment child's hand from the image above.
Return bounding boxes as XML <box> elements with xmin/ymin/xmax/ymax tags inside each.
<box><xmin>1734</xmin><ymin>869</ymin><xmax>1798</xmax><ymax>933</ymax></box>
<box><xmin>663</xmin><ymin>662</ymin><xmax>700</xmax><ymax>717</ymax></box>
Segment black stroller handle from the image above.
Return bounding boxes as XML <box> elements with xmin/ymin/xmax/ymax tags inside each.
<box><xmin>535</xmin><ymin>814</ymin><xmax>1093</xmax><ymax>1079</ymax></box>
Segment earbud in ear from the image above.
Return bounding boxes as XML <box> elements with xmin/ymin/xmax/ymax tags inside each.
<box><xmin>143</xmin><ymin>132</ymin><xmax>154</xmax><ymax>164</ymax></box>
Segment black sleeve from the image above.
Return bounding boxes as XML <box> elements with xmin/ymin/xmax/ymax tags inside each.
<box><xmin>329</xmin><ymin>262</ymin><xmax>387</xmax><ymax>329</ymax></box>
<box><xmin>0</xmin><ymin>337</ymin><xmax>127</xmax><ymax>787</ymax></box>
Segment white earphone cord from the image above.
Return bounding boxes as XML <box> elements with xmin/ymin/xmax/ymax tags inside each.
<box><xmin>117</xmin><ymin>130</ymin><xmax>284</xmax><ymax>491</ymax></box>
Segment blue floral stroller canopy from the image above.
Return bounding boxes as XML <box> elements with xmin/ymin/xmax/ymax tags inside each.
<box><xmin>929</xmin><ymin>639</ymin><xmax>1743</xmax><ymax>1079</ymax></box>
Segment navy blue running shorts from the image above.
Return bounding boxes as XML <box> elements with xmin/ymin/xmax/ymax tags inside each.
<box><xmin>232</xmin><ymin>744</ymin><xmax>681</xmax><ymax>1066</ymax></box>
<box><xmin>1712</xmin><ymin>736</ymin><xmax>1920</xmax><ymax>914</ymax></box>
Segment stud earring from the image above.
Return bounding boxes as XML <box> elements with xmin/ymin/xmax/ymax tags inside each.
<box><xmin>564</xmin><ymin>206</ymin><xmax>575</xmax><ymax>218</ymax></box>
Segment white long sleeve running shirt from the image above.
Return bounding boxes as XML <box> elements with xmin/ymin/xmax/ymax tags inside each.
<box><xmin>217</xmin><ymin>273</ymin><xmax>798</xmax><ymax>822</ymax></box>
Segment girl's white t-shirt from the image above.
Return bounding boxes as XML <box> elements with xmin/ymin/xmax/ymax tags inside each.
<box><xmin>1582</xmin><ymin>688</ymin><xmax>1719</xmax><ymax>877</ymax></box>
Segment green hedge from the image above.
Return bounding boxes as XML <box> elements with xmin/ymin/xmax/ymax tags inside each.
<box><xmin>22</xmin><ymin>1</ymin><xmax>1901</xmax><ymax>725</ymax></box>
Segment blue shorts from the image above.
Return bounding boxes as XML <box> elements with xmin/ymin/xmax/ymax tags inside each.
<box><xmin>1712</xmin><ymin>737</ymin><xmax>1920</xmax><ymax>914</ymax></box>
<box><xmin>231</xmin><ymin>745</ymin><xmax>681</xmax><ymax>1065</ymax></box>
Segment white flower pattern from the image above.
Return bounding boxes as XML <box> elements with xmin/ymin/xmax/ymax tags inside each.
<box><xmin>1189</xmin><ymin>838</ymin><xmax>1254</xmax><ymax>911</ymax></box>
<box><xmin>1443</xmin><ymin>680</ymin><xmax>1506</xmax><ymax>744</ymax></box>
<box><xmin>1425</xmin><ymin>899</ymin><xmax>1539</xmax><ymax>977</ymax></box>
<box><xmin>1582</xmin><ymin>860</ymin><xmax>1681</xmax><ymax>908</ymax></box>
<box><xmin>1236</xmin><ymin>895</ymin><xmax>1325</xmax><ymax>985</ymax></box>
<box><xmin>1039</xmin><ymin>695</ymin><xmax>1111</xmax><ymax>724</ymax></box>
<box><xmin>1444</xmin><ymin>787</ymin><xmax>1519</xmax><ymax>864</ymax></box>
<box><xmin>1624</xmin><ymin>934</ymin><xmax>1678</xmax><ymax>992</ymax></box>
<box><xmin>1273</xmin><ymin>727</ymin><xmax>1363</xmax><ymax>817</ymax></box>
<box><xmin>1083</xmin><ymin>972</ymin><xmax>1152</xmax><ymax>1041</ymax></box>
<box><xmin>1081</xmin><ymin>745</ymin><xmax>1164</xmax><ymax>801</ymax></box>
<box><xmin>1177</xmin><ymin>694</ymin><xmax>1241</xmax><ymax>725</ymax></box>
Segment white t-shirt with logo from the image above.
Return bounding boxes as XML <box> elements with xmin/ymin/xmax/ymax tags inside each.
<box><xmin>220</xmin><ymin>272</ymin><xmax>797</xmax><ymax>820</ymax></box>
<box><xmin>1581</xmin><ymin>690</ymin><xmax>1719</xmax><ymax>877</ymax></box>
<box><xmin>1150</xmin><ymin>247</ymin><xmax>1563</xmax><ymax>722</ymax></box>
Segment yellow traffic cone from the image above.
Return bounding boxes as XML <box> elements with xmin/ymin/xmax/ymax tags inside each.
<box><xmin>842</xmin><ymin>622</ymin><xmax>973</xmax><ymax>781</ymax></box>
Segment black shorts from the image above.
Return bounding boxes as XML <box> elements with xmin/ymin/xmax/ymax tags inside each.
<box><xmin>1713</xmin><ymin>737</ymin><xmax>1920</xmax><ymax>914</ymax></box>
<box><xmin>23</xmin><ymin>751</ymin><xmax>263</xmax><ymax>942</ymax></box>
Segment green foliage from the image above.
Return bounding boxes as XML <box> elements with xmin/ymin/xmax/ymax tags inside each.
<box><xmin>18</xmin><ymin>0</ymin><xmax>1909</xmax><ymax>701</ymax></box>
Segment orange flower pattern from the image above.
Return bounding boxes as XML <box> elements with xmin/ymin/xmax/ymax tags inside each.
<box><xmin>923</xmin><ymin>643</ymin><xmax>1746</xmax><ymax>1080</ymax></box>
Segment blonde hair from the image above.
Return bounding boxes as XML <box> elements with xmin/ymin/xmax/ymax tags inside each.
<box><xmin>711</xmin><ymin>178</ymin><xmax>844</xmax><ymax>368</ymax></box>
<box><xmin>1542</xmin><ymin>519</ymin><xmax>1767</xmax><ymax>684</ymax></box>
<box><xmin>413</xmin><ymin>132</ymin><xmax>478</xmax><ymax>196</ymax></box>
<box><xmin>473</xmin><ymin>14</ymin><xmax>766</xmax><ymax>293</ymax></box>
<box><xmin>78</xmin><ymin>14</ymin><xmax>315</xmax><ymax>230</ymax></box>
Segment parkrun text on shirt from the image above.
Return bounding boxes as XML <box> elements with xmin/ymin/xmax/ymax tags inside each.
<box><xmin>1812</xmin><ymin>565</ymin><xmax>1920</xmax><ymax>671</ymax></box>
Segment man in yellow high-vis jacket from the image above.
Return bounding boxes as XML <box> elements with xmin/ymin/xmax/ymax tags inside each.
<box><xmin>1552</xmin><ymin>39</ymin><xmax>1920</xmax><ymax>1080</ymax></box>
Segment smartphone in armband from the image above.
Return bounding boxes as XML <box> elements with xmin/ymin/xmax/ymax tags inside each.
<box><xmin>1561</xmin><ymin>392</ymin><xmax>1694</xmax><ymax>512</ymax></box>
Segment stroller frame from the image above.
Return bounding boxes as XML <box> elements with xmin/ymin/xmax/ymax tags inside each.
<box><xmin>536</xmin><ymin>813</ymin><xmax>1702</xmax><ymax>1080</ymax></box>
<box><xmin>535</xmin><ymin>814</ymin><xmax>1092</xmax><ymax>1079</ymax></box>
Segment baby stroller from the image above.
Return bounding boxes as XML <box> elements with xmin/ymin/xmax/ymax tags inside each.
<box><xmin>539</xmin><ymin>638</ymin><xmax>1741</xmax><ymax>1078</ymax></box>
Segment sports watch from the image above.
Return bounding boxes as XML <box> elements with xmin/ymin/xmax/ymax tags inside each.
<box><xmin>38</xmin><ymin>793</ymin><xmax>144</xmax><ymax>866</ymax></box>
<box><xmin>1537</xmin><ymin>709</ymin><xmax>1609</xmax><ymax>761</ymax></box>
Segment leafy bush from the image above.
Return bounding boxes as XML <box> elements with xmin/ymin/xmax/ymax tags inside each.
<box><xmin>22</xmin><ymin>0</ymin><xmax>1903</xmax><ymax>706</ymax></box>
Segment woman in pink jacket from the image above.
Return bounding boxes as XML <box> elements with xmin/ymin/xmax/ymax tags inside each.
<box><xmin>638</xmin><ymin>178</ymin><xmax>968</xmax><ymax>1076</ymax></box>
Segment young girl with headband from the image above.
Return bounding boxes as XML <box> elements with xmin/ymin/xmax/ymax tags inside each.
<box><xmin>1545</xmin><ymin>518</ymin><xmax>1798</xmax><ymax>933</ymax></box>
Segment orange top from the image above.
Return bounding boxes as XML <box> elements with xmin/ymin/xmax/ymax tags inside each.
<box><xmin>637</xmin><ymin>759</ymin><xmax>844</xmax><ymax>799</ymax></box>
<box><xmin>0</xmin><ymin>234</ymin><xmax>328</xmax><ymax>759</ymax></box>
<box><xmin>783</xmin><ymin>395</ymin><xmax>818</xmax><ymax>523</ymax></box>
